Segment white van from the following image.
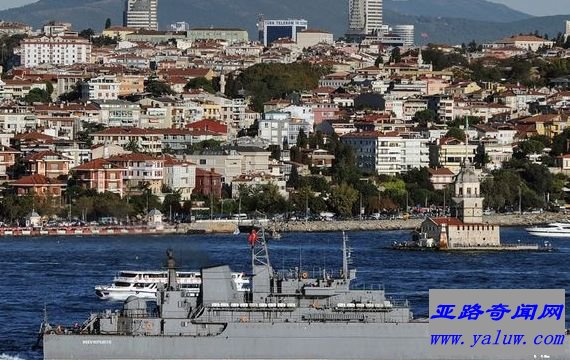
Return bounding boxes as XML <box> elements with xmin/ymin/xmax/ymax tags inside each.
<box><xmin>232</xmin><ymin>214</ymin><xmax>248</xmax><ymax>221</ymax></box>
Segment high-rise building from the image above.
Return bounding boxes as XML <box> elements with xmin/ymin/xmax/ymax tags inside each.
<box><xmin>391</xmin><ymin>25</ymin><xmax>414</xmax><ymax>46</ymax></box>
<box><xmin>347</xmin><ymin>0</ymin><xmax>383</xmax><ymax>38</ymax></box>
<box><xmin>123</xmin><ymin>0</ymin><xmax>158</xmax><ymax>31</ymax></box>
<box><xmin>259</xmin><ymin>19</ymin><xmax>308</xmax><ymax>46</ymax></box>
<box><xmin>565</xmin><ymin>20</ymin><xmax>570</xmax><ymax>40</ymax></box>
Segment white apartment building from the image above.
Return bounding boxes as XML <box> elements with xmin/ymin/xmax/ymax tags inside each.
<box><xmin>0</xmin><ymin>108</ymin><xmax>37</xmax><ymax>133</ymax></box>
<box><xmin>437</xmin><ymin>98</ymin><xmax>455</xmax><ymax>123</ymax></box>
<box><xmin>400</xmin><ymin>134</ymin><xmax>430</xmax><ymax>171</ymax></box>
<box><xmin>81</xmin><ymin>76</ymin><xmax>120</xmax><ymax>101</ymax></box>
<box><xmin>20</xmin><ymin>35</ymin><xmax>91</xmax><ymax>67</ymax></box>
<box><xmin>184</xmin><ymin>151</ymin><xmax>243</xmax><ymax>183</ymax></box>
<box><xmin>123</xmin><ymin>0</ymin><xmax>158</xmax><ymax>30</ymax></box>
<box><xmin>565</xmin><ymin>20</ymin><xmax>570</xmax><ymax>41</ymax></box>
<box><xmin>95</xmin><ymin>100</ymin><xmax>142</xmax><ymax>127</ymax></box>
<box><xmin>347</xmin><ymin>0</ymin><xmax>383</xmax><ymax>36</ymax></box>
<box><xmin>259</xmin><ymin>111</ymin><xmax>312</xmax><ymax>148</ymax></box>
<box><xmin>342</xmin><ymin>131</ymin><xmax>428</xmax><ymax>176</ymax></box>
<box><xmin>403</xmin><ymin>98</ymin><xmax>428</xmax><ymax>121</ymax></box>
<box><xmin>163</xmin><ymin>160</ymin><xmax>196</xmax><ymax>200</ymax></box>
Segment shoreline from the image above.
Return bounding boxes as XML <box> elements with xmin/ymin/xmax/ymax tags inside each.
<box><xmin>269</xmin><ymin>213</ymin><xmax>570</xmax><ymax>234</ymax></box>
<box><xmin>0</xmin><ymin>213</ymin><xmax>567</xmax><ymax>237</ymax></box>
<box><xmin>184</xmin><ymin>212</ymin><xmax>570</xmax><ymax>234</ymax></box>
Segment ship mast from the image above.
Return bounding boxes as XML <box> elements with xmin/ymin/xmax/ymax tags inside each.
<box><xmin>342</xmin><ymin>231</ymin><xmax>350</xmax><ymax>281</ymax></box>
<box><xmin>251</xmin><ymin>227</ymin><xmax>271</xmax><ymax>276</ymax></box>
<box><xmin>166</xmin><ymin>249</ymin><xmax>177</xmax><ymax>290</ymax></box>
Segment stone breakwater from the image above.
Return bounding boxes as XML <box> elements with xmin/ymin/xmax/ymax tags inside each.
<box><xmin>181</xmin><ymin>212</ymin><xmax>569</xmax><ymax>234</ymax></box>
<box><xmin>272</xmin><ymin>213</ymin><xmax>570</xmax><ymax>233</ymax></box>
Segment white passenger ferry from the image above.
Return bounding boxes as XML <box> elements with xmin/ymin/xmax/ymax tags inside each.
<box><xmin>95</xmin><ymin>270</ymin><xmax>249</xmax><ymax>301</ymax></box>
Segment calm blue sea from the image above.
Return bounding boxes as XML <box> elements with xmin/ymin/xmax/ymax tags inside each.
<box><xmin>0</xmin><ymin>227</ymin><xmax>568</xmax><ymax>360</ymax></box>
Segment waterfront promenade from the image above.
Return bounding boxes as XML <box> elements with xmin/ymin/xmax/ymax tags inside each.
<box><xmin>0</xmin><ymin>212</ymin><xmax>566</xmax><ymax>237</ymax></box>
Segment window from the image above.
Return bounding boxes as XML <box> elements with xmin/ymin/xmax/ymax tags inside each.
<box><xmin>199</xmin><ymin>159</ymin><xmax>206</xmax><ymax>165</ymax></box>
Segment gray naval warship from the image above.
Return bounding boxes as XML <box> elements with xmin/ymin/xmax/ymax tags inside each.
<box><xmin>41</xmin><ymin>231</ymin><xmax>570</xmax><ymax>360</ymax></box>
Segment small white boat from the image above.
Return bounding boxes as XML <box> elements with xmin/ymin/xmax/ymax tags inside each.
<box><xmin>95</xmin><ymin>270</ymin><xmax>249</xmax><ymax>301</ymax></box>
<box><xmin>527</xmin><ymin>222</ymin><xmax>570</xmax><ymax>237</ymax></box>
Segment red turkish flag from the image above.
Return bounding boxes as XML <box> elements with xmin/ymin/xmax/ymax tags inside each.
<box><xmin>247</xmin><ymin>230</ymin><xmax>258</xmax><ymax>246</ymax></box>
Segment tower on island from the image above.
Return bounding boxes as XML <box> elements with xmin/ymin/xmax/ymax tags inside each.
<box><xmin>452</xmin><ymin>164</ymin><xmax>483</xmax><ymax>224</ymax></box>
<box><xmin>418</xmin><ymin>164</ymin><xmax>500</xmax><ymax>249</ymax></box>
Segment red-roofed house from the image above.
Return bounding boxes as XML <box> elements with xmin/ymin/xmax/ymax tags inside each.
<box><xmin>428</xmin><ymin>167</ymin><xmax>455</xmax><ymax>190</ymax></box>
<box><xmin>71</xmin><ymin>159</ymin><xmax>125</xmax><ymax>197</ymax></box>
<box><xmin>186</xmin><ymin>119</ymin><xmax>227</xmax><ymax>135</ymax></box>
<box><xmin>91</xmin><ymin>127</ymin><xmax>162</xmax><ymax>154</ymax></box>
<box><xmin>24</xmin><ymin>150</ymin><xmax>72</xmax><ymax>179</ymax></box>
<box><xmin>12</xmin><ymin>174</ymin><xmax>66</xmax><ymax>197</ymax></box>
<box><xmin>193</xmin><ymin>168</ymin><xmax>221</xmax><ymax>199</ymax></box>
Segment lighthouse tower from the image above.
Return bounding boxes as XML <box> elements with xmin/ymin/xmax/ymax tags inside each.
<box><xmin>452</xmin><ymin>164</ymin><xmax>483</xmax><ymax>224</ymax></box>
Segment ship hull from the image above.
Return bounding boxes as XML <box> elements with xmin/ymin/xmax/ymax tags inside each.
<box><xmin>43</xmin><ymin>322</ymin><xmax>570</xmax><ymax>360</ymax></box>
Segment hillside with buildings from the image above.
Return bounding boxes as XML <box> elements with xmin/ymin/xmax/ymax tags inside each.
<box><xmin>0</xmin><ymin>1</ymin><xmax>567</xmax><ymax>225</ymax></box>
<box><xmin>0</xmin><ymin>0</ymin><xmax>568</xmax><ymax>43</ymax></box>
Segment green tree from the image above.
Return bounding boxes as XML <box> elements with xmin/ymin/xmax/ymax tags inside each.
<box><xmin>390</xmin><ymin>47</ymin><xmax>401</xmax><ymax>63</ymax></box>
<box><xmin>105</xmin><ymin>18</ymin><xmax>112</xmax><ymax>29</ymax></box>
<box><xmin>59</xmin><ymin>82</ymin><xmax>82</xmax><ymax>102</ymax></box>
<box><xmin>145</xmin><ymin>79</ymin><xmax>175</xmax><ymax>97</ymax></box>
<box><xmin>515</xmin><ymin>139</ymin><xmax>544</xmax><ymax>159</ymax></box>
<box><xmin>91</xmin><ymin>36</ymin><xmax>118</xmax><ymax>47</ymax></box>
<box><xmin>414</xmin><ymin>109</ymin><xmax>437</xmax><ymax>127</ymax></box>
<box><xmin>79</xmin><ymin>28</ymin><xmax>95</xmax><ymax>40</ymax></box>
<box><xmin>124</xmin><ymin>138</ymin><xmax>141</xmax><ymax>153</ymax></box>
<box><xmin>44</xmin><ymin>81</ymin><xmax>54</xmax><ymax>97</ymax></box>
<box><xmin>0</xmin><ymin>34</ymin><xmax>27</xmax><ymax>70</ymax></box>
<box><xmin>374</xmin><ymin>55</ymin><xmax>383</xmax><ymax>67</ymax></box>
<box><xmin>296</xmin><ymin>128</ymin><xmax>308</xmax><ymax>148</ymax></box>
<box><xmin>474</xmin><ymin>144</ymin><xmax>490</xmax><ymax>168</ymax></box>
<box><xmin>162</xmin><ymin>192</ymin><xmax>182</xmax><ymax>219</ymax></box>
<box><xmin>328</xmin><ymin>183</ymin><xmax>358</xmax><ymax>216</ymax></box>
<box><xmin>287</xmin><ymin>165</ymin><xmax>300</xmax><ymax>189</ymax></box>
<box><xmin>184</xmin><ymin>77</ymin><xmax>216</xmax><ymax>93</ymax></box>
<box><xmin>445</xmin><ymin>127</ymin><xmax>466</xmax><ymax>142</ymax></box>
<box><xmin>23</xmin><ymin>88</ymin><xmax>51</xmax><ymax>104</ymax></box>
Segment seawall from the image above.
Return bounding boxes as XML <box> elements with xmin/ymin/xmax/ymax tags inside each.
<box><xmin>181</xmin><ymin>212</ymin><xmax>569</xmax><ymax>234</ymax></box>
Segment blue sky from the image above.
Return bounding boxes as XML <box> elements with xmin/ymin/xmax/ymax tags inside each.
<box><xmin>0</xmin><ymin>0</ymin><xmax>568</xmax><ymax>15</ymax></box>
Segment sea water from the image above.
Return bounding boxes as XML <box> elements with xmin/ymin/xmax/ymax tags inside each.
<box><xmin>0</xmin><ymin>227</ymin><xmax>568</xmax><ymax>359</ymax></box>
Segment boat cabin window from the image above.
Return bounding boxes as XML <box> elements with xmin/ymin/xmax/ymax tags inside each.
<box><xmin>115</xmin><ymin>281</ymin><xmax>131</xmax><ymax>287</ymax></box>
<box><xmin>119</xmin><ymin>272</ymin><xmax>138</xmax><ymax>278</ymax></box>
<box><xmin>180</xmin><ymin>284</ymin><xmax>200</xmax><ymax>289</ymax></box>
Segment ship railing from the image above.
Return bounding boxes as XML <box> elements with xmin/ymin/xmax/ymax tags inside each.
<box><xmin>118</xmin><ymin>310</ymin><xmax>160</xmax><ymax>318</ymax></box>
<box><xmin>275</xmin><ymin>268</ymin><xmax>344</xmax><ymax>281</ymax></box>
<box><xmin>350</xmin><ymin>283</ymin><xmax>385</xmax><ymax>291</ymax></box>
